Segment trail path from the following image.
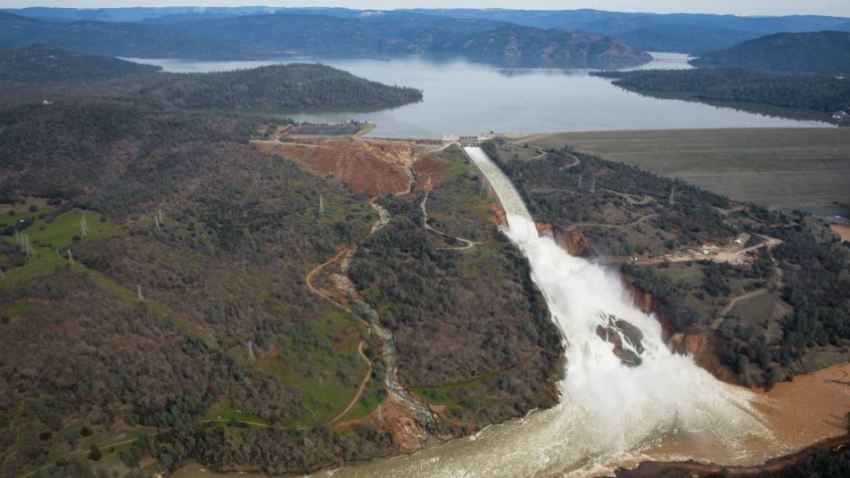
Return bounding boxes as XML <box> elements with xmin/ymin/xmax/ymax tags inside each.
<box><xmin>710</xmin><ymin>288</ymin><xmax>769</xmax><ymax>329</ymax></box>
<box><xmin>419</xmin><ymin>187</ymin><xmax>480</xmax><ymax>251</ymax></box>
<box><xmin>330</xmin><ymin>341</ymin><xmax>372</xmax><ymax>424</ymax></box>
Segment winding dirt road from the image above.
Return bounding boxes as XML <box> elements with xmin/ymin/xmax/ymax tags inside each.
<box><xmin>419</xmin><ymin>188</ymin><xmax>480</xmax><ymax>251</ymax></box>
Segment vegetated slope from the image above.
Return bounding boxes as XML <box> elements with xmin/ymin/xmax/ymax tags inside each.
<box><xmin>0</xmin><ymin>11</ymin><xmax>258</xmax><ymax>59</ymax></box>
<box><xmin>433</xmin><ymin>24</ymin><xmax>651</xmax><ymax>68</ymax></box>
<box><xmin>0</xmin><ymin>91</ymin><xmax>564</xmax><ymax>475</ymax></box>
<box><xmin>483</xmin><ymin>138</ymin><xmax>850</xmax><ymax>389</ymax></box>
<box><xmin>0</xmin><ymin>44</ymin><xmax>160</xmax><ymax>83</ymax></box>
<box><xmin>0</xmin><ymin>10</ymin><xmax>652</xmax><ymax>68</ymax></box>
<box><xmin>596</xmin><ymin>69</ymin><xmax>850</xmax><ymax>123</ymax></box>
<box><xmin>692</xmin><ymin>31</ymin><xmax>850</xmax><ymax>74</ymax></box>
<box><xmin>349</xmin><ymin>145</ymin><xmax>563</xmax><ymax>427</ymax></box>
<box><xmin>0</xmin><ymin>99</ymin><xmax>395</xmax><ymax>476</ymax></box>
<box><xmin>151</xmin><ymin>64</ymin><xmax>423</xmax><ymax>110</ymax></box>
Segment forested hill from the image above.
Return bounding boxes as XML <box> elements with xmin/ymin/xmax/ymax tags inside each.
<box><xmin>433</xmin><ymin>25</ymin><xmax>651</xmax><ymax>68</ymax></box>
<box><xmin>0</xmin><ymin>61</ymin><xmax>423</xmax><ymax>112</ymax></box>
<box><xmin>0</xmin><ymin>44</ymin><xmax>160</xmax><ymax>83</ymax></box>
<box><xmin>0</xmin><ymin>10</ymin><xmax>652</xmax><ymax>68</ymax></box>
<box><xmin>149</xmin><ymin>64</ymin><xmax>423</xmax><ymax>110</ymax></box>
<box><xmin>596</xmin><ymin>69</ymin><xmax>850</xmax><ymax>123</ymax></box>
<box><xmin>692</xmin><ymin>31</ymin><xmax>850</xmax><ymax>74</ymax></box>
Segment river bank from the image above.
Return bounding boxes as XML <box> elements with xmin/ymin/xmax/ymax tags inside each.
<box><xmin>608</xmin><ymin>361</ymin><xmax>850</xmax><ymax>474</ymax></box>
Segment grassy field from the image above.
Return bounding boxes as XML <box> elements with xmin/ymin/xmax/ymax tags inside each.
<box><xmin>522</xmin><ymin>128</ymin><xmax>850</xmax><ymax>216</ymax></box>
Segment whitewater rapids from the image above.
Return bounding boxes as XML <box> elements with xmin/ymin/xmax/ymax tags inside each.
<box><xmin>315</xmin><ymin>147</ymin><xmax>769</xmax><ymax>478</ymax></box>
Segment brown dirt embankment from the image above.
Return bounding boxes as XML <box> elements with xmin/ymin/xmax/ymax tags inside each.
<box><xmin>255</xmin><ymin>138</ymin><xmax>418</xmax><ymax>197</ymax></box>
<box><xmin>832</xmin><ymin>223</ymin><xmax>850</xmax><ymax>242</ymax></box>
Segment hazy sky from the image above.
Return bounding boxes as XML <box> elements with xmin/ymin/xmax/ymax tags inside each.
<box><xmin>5</xmin><ymin>1</ymin><xmax>850</xmax><ymax>17</ymax></box>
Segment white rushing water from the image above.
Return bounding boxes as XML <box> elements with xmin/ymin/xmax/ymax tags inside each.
<box><xmin>315</xmin><ymin>147</ymin><xmax>770</xmax><ymax>478</ymax></box>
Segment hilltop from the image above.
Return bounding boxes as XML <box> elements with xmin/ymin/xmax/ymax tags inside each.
<box><xmin>433</xmin><ymin>24</ymin><xmax>651</xmax><ymax>68</ymax></box>
<box><xmin>146</xmin><ymin>64</ymin><xmax>423</xmax><ymax>110</ymax></box>
<box><xmin>692</xmin><ymin>31</ymin><xmax>850</xmax><ymax>74</ymax></box>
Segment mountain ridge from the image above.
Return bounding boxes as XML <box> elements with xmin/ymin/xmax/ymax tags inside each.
<box><xmin>0</xmin><ymin>10</ymin><xmax>651</xmax><ymax>68</ymax></box>
<box><xmin>692</xmin><ymin>31</ymin><xmax>850</xmax><ymax>74</ymax></box>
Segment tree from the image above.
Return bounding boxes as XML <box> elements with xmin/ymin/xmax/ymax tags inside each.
<box><xmin>87</xmin><ymin>444</ymin><xmax>102</xmax><ymax>462</ymax></box>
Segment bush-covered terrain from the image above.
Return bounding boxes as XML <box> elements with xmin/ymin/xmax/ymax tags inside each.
<box><xmin>0</xmin><ymin>60</ymin><xmax>423</xmax><ymax>113</ymax></box>
<box><xmin>0</xmin><ymin>44</ymin><xmax>160</xmax><ymax>83</ymax></box>
<box><xmin>0</xmin><ymin>74</ymin><xmax>562</xmax><ymax>475</ymax></box>
<box><xmin>350</xmin><ymin>146</ymin><xmax>563</xmax><ymax>427</ymax></box>
<box><xmin>0</xmin><ymin>98</ymin><xmax>397</xmax><ymax>476</ymax></box>
<box><xmin>149</xmin><ymin>64</ymin><xmax>423</xmax><ymax>110</ymax></box>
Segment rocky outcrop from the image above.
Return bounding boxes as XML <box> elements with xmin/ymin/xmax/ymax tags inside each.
<box><xmin>596</xmin><ymin>314</ymin><xmax>645</xmax><ymax>367</ymax></box>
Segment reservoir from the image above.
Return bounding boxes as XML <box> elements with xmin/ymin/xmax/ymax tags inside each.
<box><xmin>130</xmin><ymin>54</ymin><xmax>826</xmax><ymax>138</ymax></box>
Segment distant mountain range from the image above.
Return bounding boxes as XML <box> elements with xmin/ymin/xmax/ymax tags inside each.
<box><xmin>0</xmin><ymin>44</ymin><xmax>160</xmax><ymax>83</ymax></box>
<box><xmin>4</xmin><ymin>7</ymin><xmax>850</xmax><ymax>56</ymax></box>
<box><xmin>408</xmin><ymin>9</ymin><xmax>850</xmax><ymax>54</ymax></box>
<box><xmin>0</xmin><ymin>10</ymin><xmax>650</xmax><ymax>68</ymax></box>
<box><xmin>692</xmin><ymin>31</ymin><xmax>850</xmax><ymax>74</ymax></box>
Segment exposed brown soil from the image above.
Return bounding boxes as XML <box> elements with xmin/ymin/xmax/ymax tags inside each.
<box><xmin>668</xmin><ymin>332</ymin><xmax>738</xmax><ymax>383</ymax></box>
<box><xmin>372</xmin><ymin>397</ymin><xmax>430</xmax><ymax>453</ymax></box>
<box><xmin>832</xmin><ymin>223</ymin><xmax>850</xmax><ymax>242</ymax></box>
<box><xmin>255</xmin><ymin>138</ymin><xmax>418</xmax><ymax>197</ymax></box>
<box><xmin>413</xmin><ymin>153</ymin><xmax>449</xmax><ymax>192</ymax></box>
<box><xmin>555</xmin><ymin>227</ymin><xmax>593</xmax><ymax>257</ymax></box>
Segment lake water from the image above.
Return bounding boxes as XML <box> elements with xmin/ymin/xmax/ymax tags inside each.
<box><xmin>130</xmin><ymin>54</ymin><xmax>826</xmax><ymax>138</ymax></box>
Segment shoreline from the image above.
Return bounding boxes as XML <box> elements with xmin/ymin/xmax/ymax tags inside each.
<box><xmin>608</xmin><ymin>361</ymin><xmax>850</xmax><ymax>476</ymax></box>
<box><xmin>615</xmin><ymin>434</ymin><xmax>850</xmax><ymax>477</ymax></box>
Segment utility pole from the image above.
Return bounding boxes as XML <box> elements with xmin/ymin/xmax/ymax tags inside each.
<box><xmin>318</xmin><ymin>194</ymin><xmax>326</xmax><ymax>219</ymax></box>
<box><xmin>668</xmin><ymin>185</ymin><xmax>676</xmax><ymax>206</ymax></box>
<box><xmin>137</xmin><ymin>284</ymin><xmax>144</xmax><ymax>301</ymax></box>
<box><xmin>80</xmin><ymin>215</ymin><xmax>90</xmax><ymax>238</ymax></box>
<box><xmin>590</xmin><ymin>176</ymin><xmax>596</xmax><ymax>194</ymax></box>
